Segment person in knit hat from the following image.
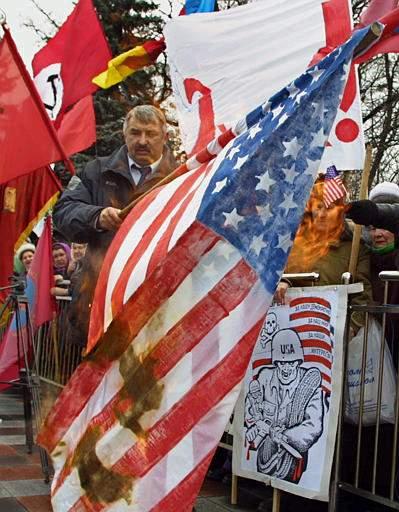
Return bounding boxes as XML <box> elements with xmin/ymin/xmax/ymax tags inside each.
<box><xmin>16</xmin><ymin>243</ymin><xmax>36</xmax><ymax>273</ymax></box>
<box><xmin>366</xmin><ymin>182</ymin><xmax>399</xmax><ymax>364</ymax></box>
<box><xmin>346</xmin><ymin>182</ymin><xmax>399</xmax><ymax>234</ymax></box>
<box><xmin>369</xmin><ymin>182</ymin><xmax>399</xmax><ymax>204</ymax></box>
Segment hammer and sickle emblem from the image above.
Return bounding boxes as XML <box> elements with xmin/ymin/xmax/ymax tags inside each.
<box><xmin>33</xmin><ymin>63</ymin><xmax>64</xmax><ymax>121</ymax></box>
<box><xmin>43</xmin><ymin>73</ymin><xmax>60</xmax><ymax>112</ymax></box>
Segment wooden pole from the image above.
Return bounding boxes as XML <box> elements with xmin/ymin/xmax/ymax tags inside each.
<box><xmin>231</xmin><ymin>474</ymin><xmax>238</xmax><ymax>505</ymax></box>
<box><xmin>348</xmin><ymin>144</ymin><xmax>372</xmax><ymax>277</ymax></box>
<box><xmin>272</xmin><ymin>488</ymin><xmax>281</xmax><ymax>512</ymax></box>
<box><xmin>119</xmin><ymin>162</ymin><xmax>189</xmax><ymax>220</ymax></box>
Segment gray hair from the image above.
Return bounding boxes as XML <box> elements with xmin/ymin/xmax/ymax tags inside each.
<box><xmin>123</xmin><ymin>105</ymin><xmax>167</xmax><ymax>134</ymax></box>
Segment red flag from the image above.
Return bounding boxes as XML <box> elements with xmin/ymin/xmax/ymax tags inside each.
<box><xmin>0</xmin><ymin>167</ymin><xmax>61</xmax><ymax>303</ymax></box>
<box><xmin>32</xmin><ymin>0</ymin><xmax>111</xmax><ymax>122</ymax></box>
<box><xmin>57</xmin><ymin>96</ymin><xmax>96</xmax><ymax>156</ymax></box>
<box><xmin>0</xmin><ymin>217</ymin><xmax>55</xmax><ymax>389</ymax></box>
<box><xmin>28</xmin><ymin>216</ymin><xmax>56</xmax><ymax>327</ymax></box>
<box><xmin>0</xmin><ymin>30</ymin><xmax>65</xmax><ymax>185</ymax></box>
<box><xmin>360</xmin><ymin>0</ymin><xmax>399</xmax><ymax>25</ymax></box>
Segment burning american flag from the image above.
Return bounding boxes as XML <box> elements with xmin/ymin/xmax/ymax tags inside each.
<box><xmin>37</xmin><ymin>29</ymin><xmax>367</xmax><ymax>512</ymax></box>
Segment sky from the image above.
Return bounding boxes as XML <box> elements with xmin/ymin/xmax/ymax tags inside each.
<box><xmin>2</xmin><ymin>0</ymin><xmax>75</xmax><ymax>69</ymax></box>
<box><xmin>2</xmin><ymin>0</ymin><xmax>180</xmax><ymax>71</ymax></box>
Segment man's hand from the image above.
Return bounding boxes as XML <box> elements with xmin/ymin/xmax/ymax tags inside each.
<box><xmin>98</xmin><ymin>207</ymin><xmax>122</xmax><ymax>231</ymax></box>
<box><xmin>274</xmin><ymin>281</ymin><xmax>289</xmax><ymax>305</ymax></box>
<box><xmin>346</xmin><ymin>200</ymin><xmax>378</xmax><ymax>226</ymax></box>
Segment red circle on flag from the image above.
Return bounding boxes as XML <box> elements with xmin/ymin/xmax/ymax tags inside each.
<box><xmin>335</xmin><ymin>119</ymin><xmax>359</xmax><ymax>143</ymax></box>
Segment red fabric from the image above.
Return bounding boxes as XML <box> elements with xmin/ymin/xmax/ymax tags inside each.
<box><xmin>57</xmin><ymin>96</ymin><xmax>96</xmax><ymax>156</ymax></box>
<box><xmin>142</xmin><ymin>38</ymin><xmax>166</xmax><ymax>60</ymax></box>
<box><xmin>0</xmin><ymin>167</ymin><xmax>61</xmax><ymax>302</ymax></box>
<box><xmin>360</xmin><ymin>0</ymin><xmax>399</xmax><ymax>25</ymax></box>
<box><xmin>0</xmin><ymin>31</ymin><xmax>64</xmax><ymax>185</ymax></box>
<box><xmin>32</xmin><ymin>0</ymin><xmax>111</xmax><ymax>117</ymax></box>
<box><xmin>355</xmin><ymin>7</ymin><xmax>399</xmax><ymax>64</ymax></box>
<box><xmin>29</xmin><ymin>217</ymin><xmax>56</xmax><ymax>327</ymax></box>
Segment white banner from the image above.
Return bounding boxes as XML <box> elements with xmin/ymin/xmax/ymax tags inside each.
<box><xmin>165</xmin><ymin>0</ymin><xmax>365</xmax><ymax>171</ymax></box>
<box><xmin>232</xmin><ymin>285</ymin><xmax>348</xmax><ymax>501</ymax></box>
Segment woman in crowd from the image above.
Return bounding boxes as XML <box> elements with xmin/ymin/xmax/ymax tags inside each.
<box><xmin>15</xmin><ymin>243</ymin><xmax>36</xmax><ymax>276</ymax></box>
<box><xmin>52</xmin><ymin>242</ymin><xmax>71</xmax><ymax>280</ymax></box>
<box><xmin>51</xmin><ymin>242</ymin><xmax>72</xmax><ymax>297</ymax></box>
<box><xmin>364</xmin><ymin>182</ymin><xmax>399</xmax><ymax>364</ymax></box>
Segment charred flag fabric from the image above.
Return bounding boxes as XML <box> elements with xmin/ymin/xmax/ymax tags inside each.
<box><xmin>38</xmin><ymin>29</ymin><xmax>367</xmax><ymax>512</ymax></box>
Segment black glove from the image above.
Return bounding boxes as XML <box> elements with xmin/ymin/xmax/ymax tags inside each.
<box><xmin>346</xmin><ymin>200</ymin><xmax>378</xmax><ymax>226</ymax></box>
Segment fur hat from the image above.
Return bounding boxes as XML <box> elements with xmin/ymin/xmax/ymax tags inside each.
<box><xmin>16</xmin><ymin>243</ymin><xmax>36</xmax><ymax>261</ymax></box>
<box><xmin>369</xmin><ymin>182</ymin><xmax>399</xmax><ymax>204</ymax></box>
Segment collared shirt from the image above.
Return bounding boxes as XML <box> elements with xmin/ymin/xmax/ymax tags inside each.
<box><xmin>128</xmin><ymin>155</ymin><xmax>162</xmax><ymax>186</ymax></box>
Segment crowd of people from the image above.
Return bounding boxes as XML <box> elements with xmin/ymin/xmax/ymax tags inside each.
<box><xmin>7</xmin><ymin>102</ymin><xmax>399</xmax><ymax>510</ymax></box>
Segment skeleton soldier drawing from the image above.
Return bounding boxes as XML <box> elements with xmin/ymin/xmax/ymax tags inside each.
<box><xmin>245</xmin><ymin>328</ymin><xmax>324</xmax><ymax>483</ymax></box>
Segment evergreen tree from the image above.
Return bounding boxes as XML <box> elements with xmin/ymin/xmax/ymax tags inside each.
<box><xmin>77</xmin><ymin>0</ymin><xmax>172</xmax><ymax>168</ymax></box>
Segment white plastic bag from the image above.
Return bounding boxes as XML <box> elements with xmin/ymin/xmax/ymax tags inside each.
<box><xmin>345</xmin><ymin>317</ymin><xmax>397</xmax><ymax>425</ymax></box>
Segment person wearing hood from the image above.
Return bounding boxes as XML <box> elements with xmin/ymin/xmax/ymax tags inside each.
<box><xmin>52</xmin><ymin>242</ymin><xmax>72</xmax><ymax>279</ymax></box>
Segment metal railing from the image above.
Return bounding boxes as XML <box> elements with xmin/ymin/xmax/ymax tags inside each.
<box><xmin>35</xmin><ymin>296</ymin><xmax>82</xmax><ymax>388</ymax></box>
<box><xmin>331</xmin><ymin>271</ymin><xmax>399</xmax><ymax>511</ymax></box>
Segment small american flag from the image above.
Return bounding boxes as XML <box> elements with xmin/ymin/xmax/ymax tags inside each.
<box><xmin>323</xmin><ymin>165</ymin><xmax>347</xmax><ymax>208</ymax></box>
<box><xmin>38</xmin><ymin>30</ymin><xmax>366</xmax><ymax>512</ymax></box>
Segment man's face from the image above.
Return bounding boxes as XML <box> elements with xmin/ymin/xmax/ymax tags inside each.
<box><xmin>275</xmin><ymin>360</ymin><xmax>300</xmax><ymax>385</ymax></box>
<box><xmin>124</xmin><ymin>116</ymin><xmax>167</xmax><ymax>166</ymax></box>
<box><xmin>71</xmin><ymin>243</ymin><xmax>87</xmax><ymax>261</ymax></box>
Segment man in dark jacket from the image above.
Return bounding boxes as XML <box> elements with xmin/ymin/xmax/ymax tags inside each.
<box><xmin>53</xmin><ymin>105</ymin><xmax>177</xmax><ymax>347</ymax></box>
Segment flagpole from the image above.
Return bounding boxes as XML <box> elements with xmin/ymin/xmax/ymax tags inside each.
<box><xmin>1</xmin><ymin>24</ymin><xmax>75</xmax><ymax>176</ymax></box>
<box><xmin>348</xmin><ymin>144</ymin><xmax>372</xmax><ymax>277</ymax></box>
<box><xmin>44</xmin><ymin>165</ymin><xmax>63</xmax><ymax>193</ymax></box>
<box><xmin>119</xmin><ymin>160</ymin><xmax>191</xmax><ymax>220</ymax></box>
